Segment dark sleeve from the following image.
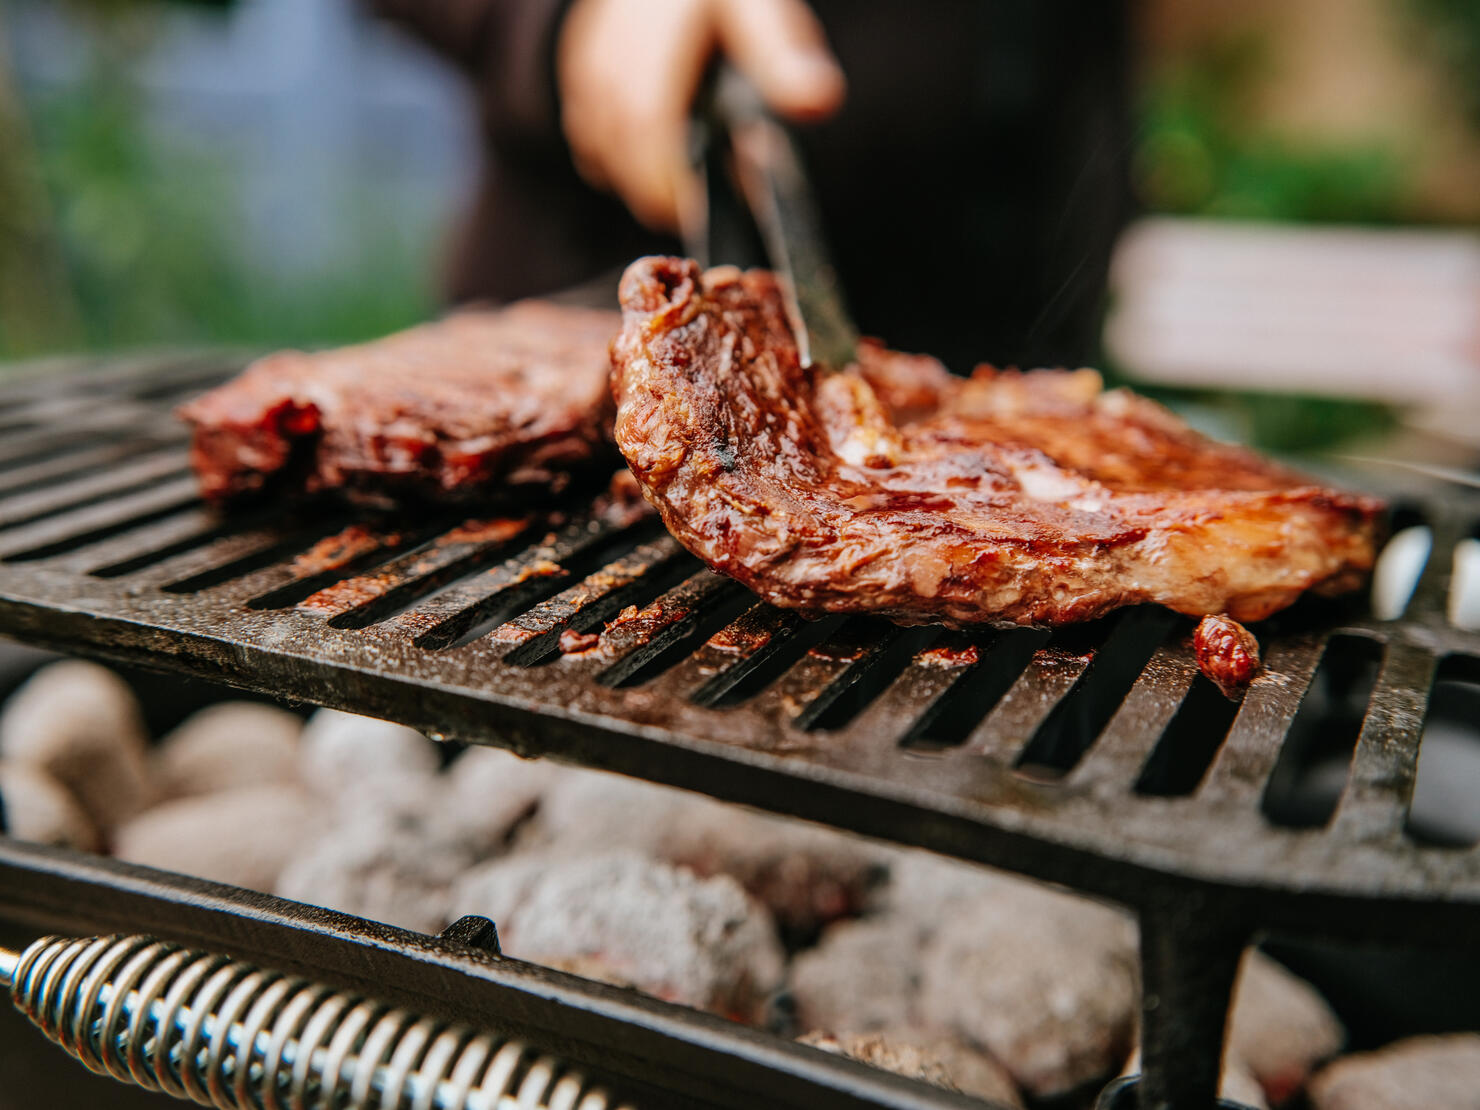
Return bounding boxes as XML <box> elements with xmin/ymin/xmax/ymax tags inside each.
<box><xmin>365</xmin><ymin>0</ymin><xmax>574</xmax><ymax>150</ymax></box>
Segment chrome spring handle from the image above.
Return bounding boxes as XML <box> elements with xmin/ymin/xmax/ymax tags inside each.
<box><xmin>3</xmin><ymin>933</ymin><xmax>636</xmax><ymax>1110</ymax></box>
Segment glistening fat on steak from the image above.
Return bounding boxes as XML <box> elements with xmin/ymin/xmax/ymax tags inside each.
<box><xmin>611</xmin><ymin>258</ymin><xmax>1383</xmax><ymax>679</ymax></box>
<box><xmin>180</xmin><ymin>302</ymin><xmax>620</xmax><ymax>506</ymax></box>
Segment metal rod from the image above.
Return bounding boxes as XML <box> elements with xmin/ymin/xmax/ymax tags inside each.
<box><xmin>1136</xmin><ymin>899</ymin><xmax>1250</xmax><ymax>1110</ymax></box>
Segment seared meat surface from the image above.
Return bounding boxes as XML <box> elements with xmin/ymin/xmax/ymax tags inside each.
<box><xmin>181</xmin><ymin>302</ymin><xmax>619</xmax><ymax>506</ymax></box>
<box><xmin>611</xmin><ymin>257</ymin><xmax>1382</xmax><ymax>628</ymax></box>
<box><xmin>1195</xmin><ymin>614</ymin><xmax>1263</xmax><ymax>698</ymax></box>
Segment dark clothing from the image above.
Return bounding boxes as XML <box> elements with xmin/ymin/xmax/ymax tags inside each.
<box><xmin>369</xmin><ymin>0</ymin><xmax>1132</xmax><ymax>370</ymax></box>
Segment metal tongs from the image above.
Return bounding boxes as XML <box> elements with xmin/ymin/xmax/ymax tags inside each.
<box><xmin>688</xmin><ymin>66</ymin><xmax>859</xmax><ymax>371</ymax></box>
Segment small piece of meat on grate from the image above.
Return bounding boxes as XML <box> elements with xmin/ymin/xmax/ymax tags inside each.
<box><xmin>611</xmin><ymin>257</ymin><xmax>1382</xmax><ymax>631</ymax></box>
<box><xmin>180</xmin><ymin>302</ymin><xmax>620</xmax><ymax>506</ymax></box>
<box><xmin>1195</xmin><ymin>615</ymin><xmax>1263</xmax><ymax>698</ymax></box>
<box><xmin>449</xmin><ymin>850</ymin><xmax>785</xmax><ymax>1021</ymax></box>
<box><xmin>557</xmin><ymin>627</ymin><xmax>602</xmax><ymax>654</ymax></box>
<box><xmin>1308</xmin><ymin>1034</ymin><xmax>1480</xmax><ymax>1110</ymax></box>
<box><xmin>799</xmin><ymin>1031</ymin><xmax>1023</xmax><ymax>1109</ymax></box>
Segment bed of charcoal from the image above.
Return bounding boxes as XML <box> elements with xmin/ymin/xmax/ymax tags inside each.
<box><xmin>2</xmin><ymin>651</ymin><xmax>1479</xmax><ymax>1110</ymax></box>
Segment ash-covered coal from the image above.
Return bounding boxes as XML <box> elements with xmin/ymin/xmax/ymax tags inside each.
<box><xmin>0</xmin><ymin>661</ymin><xmax>1369</xmax><ymax>1110</ymax></box>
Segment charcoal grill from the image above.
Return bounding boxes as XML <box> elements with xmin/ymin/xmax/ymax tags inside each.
<box><xmin>0</xmin><ymin>350</ymin><xmax>1476</xmax><ymax>1110</ymax></box>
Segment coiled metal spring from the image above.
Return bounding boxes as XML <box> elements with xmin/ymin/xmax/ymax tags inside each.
<box><xmin>5</xmin><ymin>933</ymin><xmax>636</xmax><ymax>1110</ymax></box>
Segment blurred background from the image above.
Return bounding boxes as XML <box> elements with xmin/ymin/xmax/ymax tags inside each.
<box><xmin>0</xmin><ymin>0</ymin><xmax>1476</xmax><ymax>455</ymax></box>
<box><xmin>0</xmin><ymin>0</ymin><xmax>474</xmax><ymax>356</ymax></box>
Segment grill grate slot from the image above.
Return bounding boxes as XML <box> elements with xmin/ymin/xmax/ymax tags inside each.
<box><xmin>749</xmin><ymin>619</ymin><xmax>883</xmax><ymax>726</ymax></box>
<box><xmin>1261</xmin><ymin>635</ymin><xmax>1384</xmax><ymax>830</ymax></box>
<box><xmin>88</xmin><ymin>510</ymin><xmax>228</xmax><ymax>578</ymax></box>
<box><xmin>159</xmin><ymin>515</ymin><xmax>365</xmax><ymax>595</ymax></box>
<box><xmin>0</xmin><ymin>430</ymin><xmax>118</xmax><ymax>471</ymax></box>
<box><xmin>1014</xmin><ymin>608</ymin><xmax>1179</xmax><ymax>780</ymax></box>
<box><xmin>963</xmin><ymin>640</ymin><xmax>1095</xmax><ymax>763</ymax></box>
<box><xmin>0</xmin><ymin>441</ymin><xmax>180</xmax><ymax>500</ymax></box>
<box><xmin>1370</xmin><ymin>507</ymin><xmax>1431</xmax><ymax>621</ymax></box>
<box><xmin>902</xmin><ymin>627</ymin><xmax>1048</xmax><ymax>751</ymax></box>
<box><xmin>821</xmin><ymin>632</ymin><xmax>981</xmax><ymax>758</ymax></box>
<box><xmin>88</xmin><ymin>505</ymin><xmax>310</xmax><ymax>579</ymax></box>
<box><xmin>0</xmin><ymin>476</ymin><xmax>201</xmax><ymax>561</ymax></box>
<box><xmin>1198</xmin><ymin>632</ymin><xmax>1330</xmax><ymax>806</ymax></box>
<box><xmin>131</xmin><ymin>371</ymin><xmax>233</xmax><ymax>402</ymax></box>
<box><xmin>792</xmin><ymin>622</ymin><xmax>938</xmax><ymax>732</ymax></box>
<box><xmin>16</xmin><ymin>354</ymin><xmax>228</xmax><ymax>401</ymax></box>
<box><xmin>1406</xmin><ymin>655</ymin><xmax>1480</xmax><ymax>847</ymax></box>
<box><xmin>497</xmin><ymin>538</ymin><xmax>696</xmax><ymax>666</ymax></box>
<box><xmin>1405</xmin><ymin>515</ymin><xmax>1467</xmax><ymax>622</ymax></box>
<box><xmin>0</xmin><ymin>451</ymin><xmax>192</xmax><ymax>533</ymax></box>
<box><xmin>303</xmin><ymin>517</ymin><xmax>538</xmax><ymax>627</ymax></box>
<box><xmin>260</xmin><ymin>524</ymin><xmax>445</xmax><ymax>611</ymax></box>
<box><xmin>0</xmin><ymin>429</ymin><xmax>168</xmax><ymax>473</ymax></box>
<box><xmin>595</xmin><ymin>572</ymin><xmax>754</xmax><ymax>687</ymax></box>
<box><xmin>0</xmin><ymin>411</ymin><xmax>176</xmax><ymax>458</ymax></box>
<box><xmin>388</xmin><ymin>517</ymin><xmax>663</xmax><ymax>650</ymax></box>
<box><xmin>1069</xmin><ymin>640</ymin><xmax>1203</xmax><ymax>794</ymax></box>
<box><xmin>1331</xmin><ymin>640</ymin><xmax>1440</xmax><ymax>841</ymax></box>
<box><xmin>1132</xmin><ymin>673</ymin><xmax>1242</xmax><ymax>798</ymax></box>
<box><xmin>1452</xmin><ymin>528</ymin><xmax>1480</xmax><ymax>631</ymax></box>
<box><xmin>684</xmin><ymin>607</ymin><xmax>825</xmax><ymax>708</ymax></box>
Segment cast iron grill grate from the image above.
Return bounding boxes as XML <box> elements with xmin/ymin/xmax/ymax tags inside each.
<box><xmin>0</xmin><ymin>351</ymin><xmax>1476</xmax><ymax>1109</ymax></box>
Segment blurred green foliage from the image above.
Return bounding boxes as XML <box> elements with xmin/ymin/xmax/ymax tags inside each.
<box><xmin>0</xmin><ymin>13</ymin><xmax>436</xmax><ymax>362</ymax></box>
<box><xmin>1134</xmin><ymin>35</ymin><xmax>1408</xmax><ymax>225</ymax></box>
<box><xmin>1413</xmin><ymin>0</ymin><xmax>1480</xmax><ymax>128</ymax></box>
<box><xmin>1216</xmin><ymin>392</ymin><xmax>1395</xmax><ymax>454</ymax></box>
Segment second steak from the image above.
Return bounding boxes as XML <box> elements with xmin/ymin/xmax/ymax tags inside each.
<box><xmin>180</xmin><ymin>301</ymin><xmax>620</xmax><ymax>506</ymax></box>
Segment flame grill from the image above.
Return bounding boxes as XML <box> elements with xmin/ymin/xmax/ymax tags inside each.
<box><xmin>0</xmin><ymin>351</ymin><xmax>1476</xmax><ymax>1109</ymax></box>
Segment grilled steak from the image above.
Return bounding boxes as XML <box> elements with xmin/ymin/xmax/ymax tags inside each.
<box><xmin>181</xmin><ymin>302</ymin><xmax>619</xmax><ymax>506</ymax></box>
<box><xmin>611</xmin><ymin>257</ymin><xmax>1382</xmax><ymax>629</ymax></box>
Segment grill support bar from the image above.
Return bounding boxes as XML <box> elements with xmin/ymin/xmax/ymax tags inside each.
<box><xmin>1137</xmin><ymin>898</ymin><xmax>1250</xmax><ymax>1110</ymax></box>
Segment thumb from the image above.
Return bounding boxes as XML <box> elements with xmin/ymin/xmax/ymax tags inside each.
<box><xmin>716</xmin><ymin>0</ymin><xmax>845</xmax><ymax>122</ymax></box>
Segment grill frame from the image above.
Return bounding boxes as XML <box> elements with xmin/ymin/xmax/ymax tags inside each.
<box><xmin>0</xmin><ymin>350</ymin><xmax>1476</xmax><ymax>1109</ymax></box>
<box><xmin>0</xmin><ymin>837</ymin><xmax>985</xmax><ymax>1110</ymax></box>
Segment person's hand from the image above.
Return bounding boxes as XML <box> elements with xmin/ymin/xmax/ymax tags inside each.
<box><xmin>557</xmin><ymin>0</ymin><xmax>845</xmax><ymax>234</ymax></box>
